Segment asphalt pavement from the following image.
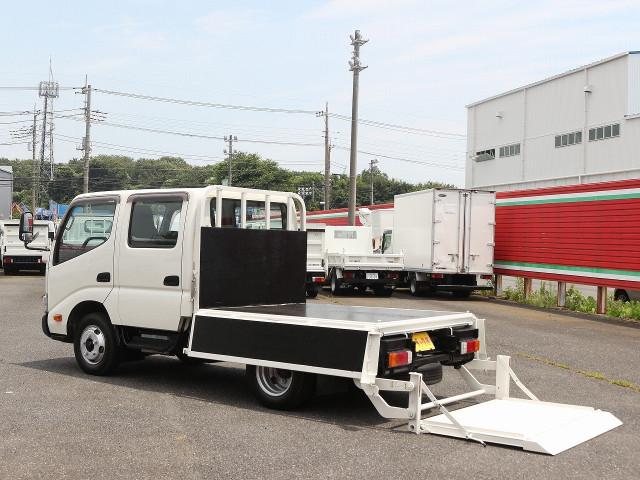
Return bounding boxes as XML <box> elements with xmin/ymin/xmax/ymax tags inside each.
<box><xmin>1</xmin><ymin>271</ymin><xmax>638</xmax><ymax>479</ymax></box>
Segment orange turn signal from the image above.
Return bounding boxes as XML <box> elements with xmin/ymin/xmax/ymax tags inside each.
<box><xmin>53</xmin><ymin>314</ymin><xmax>62</xmax><ymax>322</ymax></box>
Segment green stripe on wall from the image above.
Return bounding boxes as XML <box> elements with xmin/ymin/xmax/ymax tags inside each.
<box><xmin>497</xmin><ymin>192</ymin><xmax>640</xmax><ymax>207</ymax></box>
<box><xmin>494</xmin><ymin>260</ymin><xmax>640</xmax><ymax>277</ymax></box>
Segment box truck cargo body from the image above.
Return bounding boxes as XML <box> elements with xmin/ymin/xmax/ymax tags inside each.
<box><xmin>386</xmin><ymin>189</ymin><xmax>495</xmax><ymax>297</ymax></box>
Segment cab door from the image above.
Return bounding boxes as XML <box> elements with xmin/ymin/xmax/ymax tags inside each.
<box><xmin>46</xmin><ymin>196</ymin><xmax>119</xmax><ymax>336</ymax></box>
<box><xmin>115</xmin><ymin>193</ymin><xmax>187</xmax><ymax>331</ymax></box>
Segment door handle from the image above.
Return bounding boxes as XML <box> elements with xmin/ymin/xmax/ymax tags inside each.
<box><xmin>96</xmin><ymin>272</ymin><xmax>111</xmax><ymax>283</ymax></box>
<box><xmin>164</xmin><ymin>275</ymin><xmax>180</xmax><ymax>286</ymax></box>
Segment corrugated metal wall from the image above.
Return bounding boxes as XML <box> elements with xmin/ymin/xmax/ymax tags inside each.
<box><xmin>495</xmin><ymin>178</ymin><xmax>640</xmax><ymax>289</ymax></box>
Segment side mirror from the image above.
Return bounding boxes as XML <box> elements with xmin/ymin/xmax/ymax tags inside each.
<box><xmin>19</xmin><ymin>212</ymin><xmax>34</xmax><ymax>243</ymax></box>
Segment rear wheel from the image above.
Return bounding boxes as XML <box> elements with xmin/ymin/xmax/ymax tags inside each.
<box><xmin>306</xmin><ymin>287</ymin><xmax>318</xmax><ymax>298</ymax></box>
<box><xmin>73</xmin><ymin>313</ymin><xmax>120</xmax><ymax>375</ymax></box>
<box><xmin>2</xmin><ymin>266</ymin><xmax>11</xmax><ymax>275</ymax></box>
<box><xmin>330</xmin><ymin>271</ymin><xmax>342</xmax><ymax>296</ymax></box>
<box><xmin>615</xmin><ymin>290</ymin><xmax>630</xmax><ymax>302</ymax></box>
<box><xmin>410</xmin><ymin>276</ymin><xmax>420</xmax><ymax>296</ymax></box>
<box><xmin>246</xmin><ymin>365</ymin><xmax>316</xmax><ymax>410</ymax></box>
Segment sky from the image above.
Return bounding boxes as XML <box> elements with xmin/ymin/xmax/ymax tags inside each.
<box><xmin>1</xmin><ymin>0</ymin><xmax>639</xmax><ymax>188</ymax></box>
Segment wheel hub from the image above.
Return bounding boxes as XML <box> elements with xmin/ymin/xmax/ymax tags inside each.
<box><xmin>256</xmin><ymin>367</ymin><xmax>292</xmax><ymax>397</ymax></box>
<box><xmin>79</xmin><ymin>326</ymin><xmax>106</xmax><ymax>364</ymax></box>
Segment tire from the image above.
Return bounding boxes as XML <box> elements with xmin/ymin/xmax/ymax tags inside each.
<box><xmin>306</xmin><ymin>288</ymin><xmax>318</xmax><ymax>298</ymax></box>
<box><xmin>452</xmin><ymin>290</ymin><xmax>472</xmax><ymax>299</ymax></box>
<box><xmin>40</xmin><ymin>265</ymin><xmax>46</xmax><ymax>275</ymax></box>
<box><xmin>73</xmin><ymin>313</ymin><xmax>120</xmax><ymax>375</ymax></box>
<box><xmin>330</xmin><ymin>271</ymin><xmax>342</xmax><ymax>296</ymax></box>
<box><xmin>410</xmin><ymin>276</ymin><xmax>420</xmax><ymax>296</ymax></box>
<box><xmin>3</xmin><ymin>266</ymin><xmax>10</xmax><ymax>275</ymax></box>
<box><xmin>615</xmin><ymin>290</ymin><xmax>630</xmax><ymax>302</ymax></box>
<box><xmin>246</xmin><ymin>365</ymin><xmax>316</xmax><ymax>410</ymax></box>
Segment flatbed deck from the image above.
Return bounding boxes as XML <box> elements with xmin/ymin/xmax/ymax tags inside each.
<box><xmin>186</xmin><ymin>303</ymin><xmax>479</xmax><ymax>378</ymax></box>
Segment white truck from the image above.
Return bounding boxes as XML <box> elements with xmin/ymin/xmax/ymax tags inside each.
<box><xmin>18</xmin><ymin>185</ymin><xmax>620</xmax><ymax>454</ymax></box>
<box><xmin>1</xmin><ymin>219</ymin><xmax>54</xmax><ymax>275</ymax></box>
<box><xmin>383</xmin><ymin>188</ymin><xmax>495</xmax><ymax>298</ymax></box>
<box><xmin>319</xmin><ymin>225</ymin><xmax>403</xmax><ymax>296</ymax></box>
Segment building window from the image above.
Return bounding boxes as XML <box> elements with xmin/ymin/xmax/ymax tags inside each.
<box><xmin>555</xmin><ymin>131</ymin><xmax>582</xmax><ymax>148</ymax></box>
<box><xmin>589</xmin><ymin>123</ymin><xmax>620</xmax><ymax>142</ymax></box>
<box><xmin>474</xmin><ymin>149</ymin><xmax>495</xmax><ymax>162</ymax></box>
<box><xmin>499</xmin><ymin>143</ymin><xmax>520</xmax><ymax>158</ymax></box>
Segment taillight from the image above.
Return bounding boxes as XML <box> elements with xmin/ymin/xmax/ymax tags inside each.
<box><xmin>431</xmin><ymin>273</ymin><xmax>443</xmax><ymax>279</ymax></box>
<box><xmin>344</xmin><ymin>272</ymin><xmax>355</xmax><ymax>279</ymax></box>
<box><xmin>389</xmin><ymin>273</ymin><xmax>399</xmax><ymax>279</ymax></box>
<box><xmin>388</xmin><ymin>349</ymin><xmax>412</xmax><ymax>368</ymax></box>
<box><xmin>4</xmin><ymin>258</ymin><xmax>11</xmax><ymax>263</ymax></box>
<box><xmin>313</xmin><ymin>276</ymin><xmax>325</xmax><ymax>283</ymax></box>
<box><xmin>481</xmin><ymin>274</ymin><xmax>492</xmax><ymax>280</ymax></box>
<box><xmin>460</xmin><ymin>339</ymin><xmax>480</xmax><ymax>354</ymax></box>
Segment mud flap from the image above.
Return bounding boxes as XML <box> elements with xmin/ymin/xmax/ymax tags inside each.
<box><xmin>421</xmin><ymin>397</ymin><xmax>622</xmax><ymax>455</ymax></box>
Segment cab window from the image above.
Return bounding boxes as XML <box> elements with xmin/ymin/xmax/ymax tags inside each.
<box><xmin>55</xmin><ymin>201</ymin><xmax>116</xmax><ymax>265</ymax></box>
<box><xmin>129</xmin><ymin>198</ymin><xmax>183</xmax><ymax>248</ymax></box>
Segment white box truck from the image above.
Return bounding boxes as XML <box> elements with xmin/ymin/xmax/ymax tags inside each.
<box><xmin>1</xmin><ymin>219</ymin><xmax>54</xmax><ymax>275</ymax></box>
<box><xmin>383</xmin><ymin>189</ymin><xmax>495</xmax><ymax>298</ymax></box>
<box><xmin>17</xmin><ymin>185</ymin><xmax>620</xmax><ymax>454</ymax></box>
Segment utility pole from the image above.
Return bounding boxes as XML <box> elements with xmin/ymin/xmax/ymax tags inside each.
<box><xmin>316</xmin><ymin>102</ymin><xmax>331</xmax><ymax>210</ymax></box>
<box><xmin>32</xmin><ymin>106</ymin><xmax>37</xmax><ymax>212</ymax></box>
<box><xmin>81</xmin><ymin>79</ymin><xmax>92</xmax><ymax>194</ymax></box>
<box><xmin>369</xmin><ymin>158</ymin><xmax>378</xmax><ymax>205</ymax></box>
<box><xmin>37</xmin><ymin>62</ymin><xmax>59</xmax><ymax>207</ymax></box>
<box><xmin>347</xmin><ymin>30</ymin><xmax>368</xmax><ymax>226</ymax></box>
<box><xmin>224</xmin><ymin>135</ymin><xmax>237</xmax><ymax>186</ymax></box>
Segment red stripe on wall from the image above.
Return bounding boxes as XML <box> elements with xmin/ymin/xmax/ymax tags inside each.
<box><xmin>496</xmin><ymin>178</ymin><xmax>640</xmax><ymax>199</ymax></box>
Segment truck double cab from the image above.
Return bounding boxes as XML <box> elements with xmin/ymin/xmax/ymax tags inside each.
<box><xmin>19</xmin><ymin>186</ymin><xmax>620</xmax><ymax>454</ymax></box>
<box><xmin>1</xmin><ymin>219</ymin><xmax>54</xmax><ymax>274</ymax></box>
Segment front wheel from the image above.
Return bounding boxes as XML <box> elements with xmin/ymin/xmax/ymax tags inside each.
<box><xmin>74</xmin><ymin>313</ymin><xmax>120</xmax><ymax>375</ymax></box>
<box><xmin>246</xmin><ymin>365</ymin><xmax>316</xmax><ymax>410</ymax></box>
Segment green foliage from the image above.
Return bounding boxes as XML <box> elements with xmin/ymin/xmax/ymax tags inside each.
<box><xmin>501</xmin><ymin>281</ymin><xmax>640</xmax><ymax>321</ymax></box>
<box><xmin>607</xmin><ymin>299</ymin><xmax>640</xmax><ymax>320</ymax></box>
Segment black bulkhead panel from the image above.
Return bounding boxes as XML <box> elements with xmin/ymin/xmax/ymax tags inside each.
<box><xmin>199</xmin><ymin>227</ymin><xmax>307</xmax><ymax>308</ymax></box>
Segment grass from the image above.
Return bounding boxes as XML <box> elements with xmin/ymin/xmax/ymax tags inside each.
<box><xmin>517</xmin><ymin>353</ymin><xmax>640</xmax><ymax>393</ymax></box>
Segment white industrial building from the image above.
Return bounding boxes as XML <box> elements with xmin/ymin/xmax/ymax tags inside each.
<box><xmin>466</xmin><ymin>51</ymin><xmax>640</xmax><ymax>191</ymax></box>
<box><xmin>0</xmin><ymin>166</ymin><xmax>13</xmax><ymax>220</ymax></box>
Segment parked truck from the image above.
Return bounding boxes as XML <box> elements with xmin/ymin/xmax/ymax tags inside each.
<box><xmin>319</xmin><ymin>224</ymin><xmax>403</xmax><ymax>296</ymax></box>
<box><xmin>1</xmin><ymin>219</ymin><xmax>54</xmax><ymax>274</ymax></box>
<box><xmin>382</xmin><ymin>188</ymin><xmax>495</xmax><ymax>298</ymax></box>
<box><xmin>18</xmin><ymin>185</ymin><xmax>620</xmax><ymax>454</ymax></box>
